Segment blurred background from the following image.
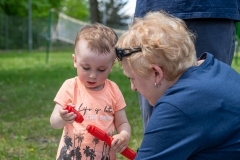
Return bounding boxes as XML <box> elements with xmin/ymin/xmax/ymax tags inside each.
<box><xmin>0</xmin><ymin>0</ymin><xmax>136</xmax><ymax>52</ymax></box>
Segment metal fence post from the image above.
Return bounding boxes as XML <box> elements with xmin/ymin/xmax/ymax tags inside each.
<box><xmin>28</xmin><ymin>0</ymin><xmax>32</xmax><ymax>52</ymax></box>
<box><xmin>5</xmin><ymin>14</ymin><xmax>8</xmax><ymax>50</ymax></box>
<box><xmin>46</xmin><ymin>9</ymin><xmax>52</xmax><ymax>64</ymax></box>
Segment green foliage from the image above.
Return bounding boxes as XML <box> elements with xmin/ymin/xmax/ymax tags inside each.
<box><xmin>0</xmin><ymin>51</ymin><xmax>142</xmax><ymax>160</ymax></box>
<box><xmin>61</xmin><ymin>0</ymin><xmax>89</xmax><ymax>22</ymax></box>
<box><xmin>0</xmin><ymin>0</ymin><xmax>27</xmax><ymax>17</ymax></box>
<box><xmin>0</xmin><ymin>0</ymin><xmax>64</xmax><ymax>18</ymax></box>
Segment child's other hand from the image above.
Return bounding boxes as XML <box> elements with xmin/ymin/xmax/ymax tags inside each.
<box><xmin>111</xmin><ymin>132</ymin><xmax>129</xmax><ymax>153</ymax></box>
<box><xmin>60</xmin><ymin>104</ymin><xmax>76</xmax><ymax>123</ymax></box>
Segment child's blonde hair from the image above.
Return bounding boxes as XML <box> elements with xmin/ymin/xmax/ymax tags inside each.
<box><xmin>116</xmin><ymin>11</ymin><xmax>198</xmax><ymax>80</ymax></box>
<box><xmin>75</xmin><ymin>23</ymin><xmax>118</xmax><ymax>56</ymax></box>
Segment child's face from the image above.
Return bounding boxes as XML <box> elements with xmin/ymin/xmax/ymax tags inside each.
<box><xmin>73</xmin><ymin>40</ymin><xmax>115</xmax><ymax>91</ymax></box>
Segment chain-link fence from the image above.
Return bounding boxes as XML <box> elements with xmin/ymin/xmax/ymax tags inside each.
<box><xmin>0</xmin><ymin>13</ymin><xmax>47</xmax><ymax>50</ymax></box>
<box><xmin>0</xmin><ymin>13</ymin><xmax>73</xmax><ymax>52</ymax></box>
<box><xmin>0</xmin><ymin>12</ymin><xmax>127</xmax><ymax>53</ymax></box>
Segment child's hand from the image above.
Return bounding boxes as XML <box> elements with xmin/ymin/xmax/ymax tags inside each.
<box><xmin>59</xmin><ymin>104</ymin><xmax>77</xmax><ymax>123</ymax></box>
<box><xmin>111</xmin><ymin>132</ymin><xmax>130</xmax><ymax>153</ymax></box>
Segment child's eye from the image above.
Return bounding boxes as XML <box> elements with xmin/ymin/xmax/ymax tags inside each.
<box><xmin>83</xmin><ymin>67</ymin><xmax>90</xmax><ymax>70</ymax></box>
<box><xmin>98</xmin><ymin>69</ymin><xmax>105</xmax><ymax>72</ymax></box>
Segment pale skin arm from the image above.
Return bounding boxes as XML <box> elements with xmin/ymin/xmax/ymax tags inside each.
<box><xmin>111</xmin><ymin>108</ymin><xmax>131</xmax><ymax>153</ymax></box>
<box><xmin>50</xmin><ymin>103</ymin><xmax>77</xmax><ymax>129</ymax></box>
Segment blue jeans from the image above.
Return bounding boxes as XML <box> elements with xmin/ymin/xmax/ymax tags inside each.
<box><xmin>139</xmin><ymin>18</ymin><xmax>236</xmax><ymax>131</ymax></box>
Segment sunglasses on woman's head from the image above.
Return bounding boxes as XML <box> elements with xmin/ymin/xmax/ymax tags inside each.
<box><xmin>115</xmin><ymin>47</ymin><xmax>142</xmax><ymax>61</ymax></box>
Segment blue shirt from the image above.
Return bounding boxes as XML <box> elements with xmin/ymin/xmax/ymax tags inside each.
<box><xmin>135</xmin><ymin>53</ymin><xmax>240</xmax><ymax>159</ymax></box>
<box><xmin>135</xmin><ymin>0</ymin><xmax>240</xmax><ymax>20</ymax></box>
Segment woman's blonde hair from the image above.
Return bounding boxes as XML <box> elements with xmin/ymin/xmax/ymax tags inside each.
<box><xmin>116</xmin><ymin>11</ymin><xmax>198</xmax><ymax>80</ymax></box>
<box><xmin>75</xmin><ymin>23</ymin><xmax>118</xmax><ymax>55</ymax></box>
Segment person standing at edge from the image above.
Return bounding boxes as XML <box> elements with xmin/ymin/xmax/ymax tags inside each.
<box><xmin>134</xmin><ymin>0</ymin><xmax>240</xmax><ymax>131</ymax></box>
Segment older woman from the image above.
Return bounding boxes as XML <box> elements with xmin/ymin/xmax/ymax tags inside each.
<box><xmin>116</xmin><ymin>11</ymin><xmax>240</xmax><ymax>159</ymax></box>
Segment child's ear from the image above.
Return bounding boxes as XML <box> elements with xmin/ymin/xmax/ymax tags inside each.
<box><xmin>72</xmin><ymin>54</ymin><xmax>77</xmax><ymax>68</ymax></box>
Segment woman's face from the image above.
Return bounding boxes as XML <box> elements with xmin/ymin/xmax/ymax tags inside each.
<box><xmin>121</xmin><ymin>59</ymin><xmax>160</xmax><ymax>106</ymax></box>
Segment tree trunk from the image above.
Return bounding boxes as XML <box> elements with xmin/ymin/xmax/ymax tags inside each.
<box><xmin>89</xmin><ymin>0</ymin><xmax>100</xmax><ymax>23</ymax></box>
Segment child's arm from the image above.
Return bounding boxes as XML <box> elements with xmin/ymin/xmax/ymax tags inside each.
<box><xmin>50</xmin><ymin>104</ymin><xmax>77</xmax><ymax>129</ymax></box>
<box><xmin>111</xmin><ymin>108</ymin><xmax>131</xmax><ymax>153</ymax></box>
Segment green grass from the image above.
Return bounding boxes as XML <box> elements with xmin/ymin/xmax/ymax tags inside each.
<box><xmin>0</xmin><ymin>51</ymin><xmax>240</xmax><ymax>160</ymax></box>
<box><xmin>0</xmin><ymin>51</ymin><xmax>142</xmax><ymax>160</ymax></box>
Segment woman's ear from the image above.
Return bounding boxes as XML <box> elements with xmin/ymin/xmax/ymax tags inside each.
<box><xmin>72</xmin><ymin>54</ymin><xmax>77</xmax><ymax>68</ymax></box>
<box><xmin>150</xmin><ymin>64</ymin><xmax>163</xmax><ymax>85</ymax></box>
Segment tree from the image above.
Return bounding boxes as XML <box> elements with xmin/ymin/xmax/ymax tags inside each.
<box><xmin>97</xmin><ymin>0</ymin><xmax>131</xmax><ymax>29</ymax></box>
<box><xmin>89</xmin><ymin>0</ymin><xmax>100</xmax><ymax>23</ymax></box>
<box><xmin>0</xmin><ymin>0</ymin><xmax>27</xmax><ymax>17</ymax></box>
<box><xmin>0</xmin><ymin>0</ymin><xmax>64</xmax><ymax>18</ymax></box>
<box><xmin>61</xmin><ymin>0</ymin><xmax>89</xmax><ymax>22</ymax></box>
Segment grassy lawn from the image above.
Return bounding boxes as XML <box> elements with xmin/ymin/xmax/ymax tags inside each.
<box><xmin>0</xmin><ymin>51</ymin><xmax>239</xmax><ymax>160</ymax></box>
<box><xmin>0</xmin><ymin>51</ymin><xmax>142</xmax><ymax>160</ymax></box>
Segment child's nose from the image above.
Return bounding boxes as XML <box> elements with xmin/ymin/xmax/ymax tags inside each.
<box><xmin>89</xmin><ymin>72</ymin><xmax>97</xmax><ymax>79</ymax></box>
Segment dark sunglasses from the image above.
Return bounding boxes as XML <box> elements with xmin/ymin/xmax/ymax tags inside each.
<box><xmin>115</xmin><ymin>47</ymin><xmax>142</xmax><ymax>61</ymax></box>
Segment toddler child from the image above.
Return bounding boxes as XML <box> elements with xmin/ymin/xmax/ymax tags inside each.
<box><xmin>50</xmin><ymin>23</ymin><xmax>131</xmax><ymax>160</ymax></box>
